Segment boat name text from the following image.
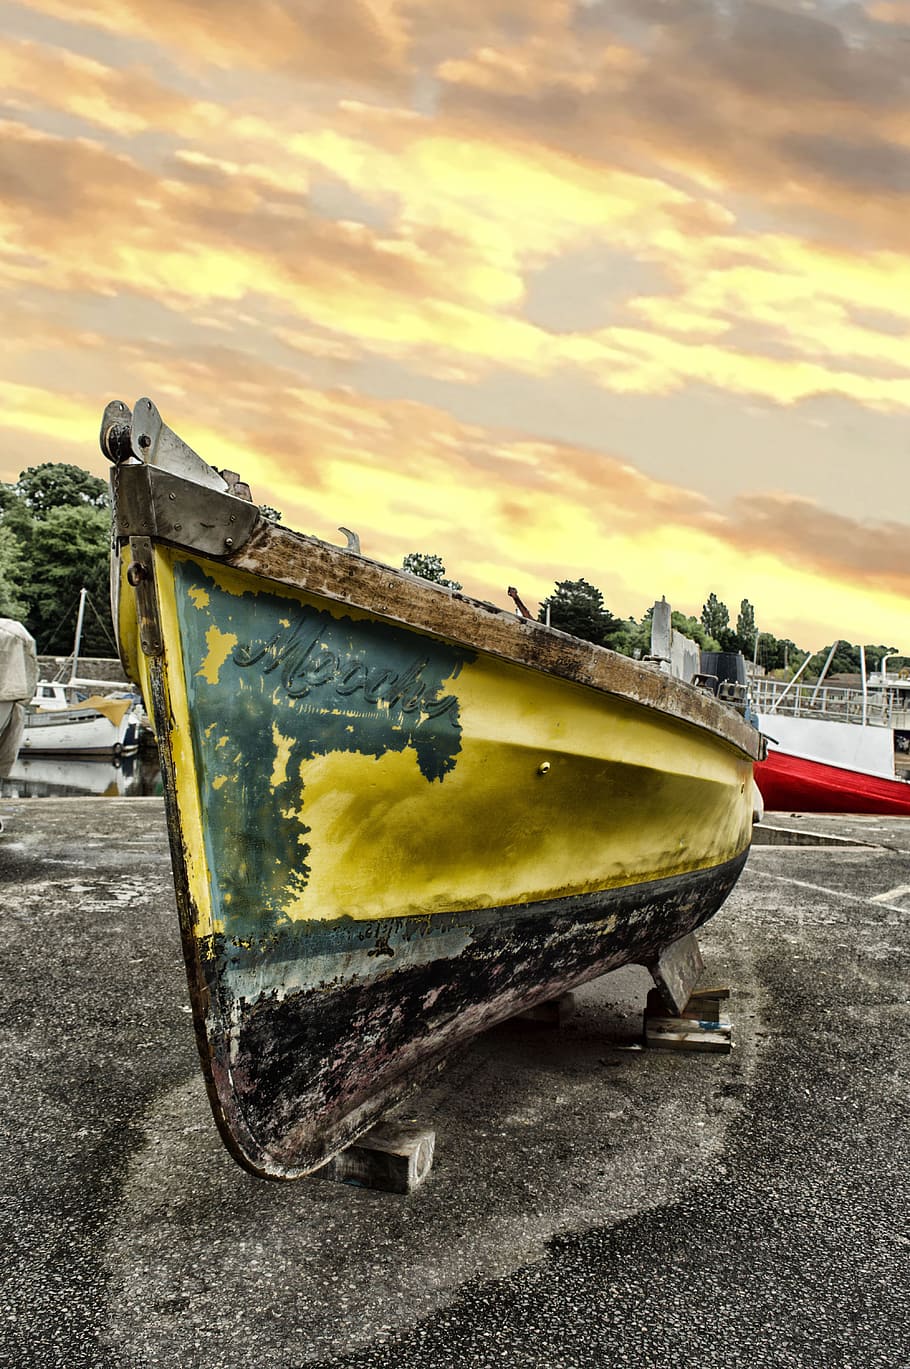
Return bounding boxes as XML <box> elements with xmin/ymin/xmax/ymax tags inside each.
<box><xmin>232</xmin><ymin>618</ymin><xmax>459</xmax><ymax>722</ymax></box>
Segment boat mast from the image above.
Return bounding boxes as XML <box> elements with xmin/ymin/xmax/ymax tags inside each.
<box><xmin>809</xmin><ymin>641</ymin><xmax>839</xmax><ymax>707</ymax></box>
<box><xmin>68</xmin><ymin>587</ymin><xmax>88</xmax><ymax>687</ymax></box>
<box><xmin>768</xmin><ymin>645</ymin><xmax>816</xmax><ymax>714</ymax></box>
<box><xmin>860</xmin><ymin>644</ymin><xmax>867</xmax><ymax>726</ymax></box>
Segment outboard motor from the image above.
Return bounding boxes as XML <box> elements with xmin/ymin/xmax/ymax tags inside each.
<box><xmin>699</xmin><ymin>651</ymin><xmax>747</xmax><ymax>688</ymax></box>
<box><xmin>694</xmin><ymin>650</ymin><xmax>753</xmax><ymax>718</ymax></box>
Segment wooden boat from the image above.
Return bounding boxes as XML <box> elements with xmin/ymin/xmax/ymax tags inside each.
<box><xmin>102</xmin><ymin>397</ymin><xmax>764</xmax><ymax>1179</ymax></box>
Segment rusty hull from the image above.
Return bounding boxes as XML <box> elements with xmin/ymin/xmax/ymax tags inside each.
<box><xmin>105</xmin><ymin>400</ymin><xmax>761</xmax><ymax>1179</ymax></box>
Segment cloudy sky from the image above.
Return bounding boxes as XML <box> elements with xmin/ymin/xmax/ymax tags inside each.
<box><xmin>0</xmin><ymin>0</ymin><xmax>908</xmax><ymax>649</ymax></box>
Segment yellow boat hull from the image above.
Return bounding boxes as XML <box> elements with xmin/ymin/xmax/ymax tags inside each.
<box><xmin>105</xmin><ymin>399</ymin><xmax>761</xmax><ymax>1178</ymax></box>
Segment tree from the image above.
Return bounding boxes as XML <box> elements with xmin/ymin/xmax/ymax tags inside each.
<box><xmin>0</xmin><ymin>463</ymin><xmax>118</xmax><ymax>654</ymax></box>
<box><xmin>402</xmin><ymin>552</ymin><xmax>462</xmax><ymax>591</ymax></box>
<box><xmin>608</xmin><ymin>616</ymin><xmax>650</xmax><ymax>658</ymax></box>
<box><xmin>0</xmin><ymin>524</ymin><xmax>26</xmax><ymax>618</ymax></box>
<box><xmin>0</xmin><ymin>483</ymin><xmax>35</xmax><ymax>549</ymax></box>
<box><xmin>752</xmin><ymin>632</ymin><xmax>797</xmax><ymax>673</ymax></box>
<box><xmin>24</xmin><ymin>505</ymin><xmax>115</xmax><ymax>654</ymax></box>
<box><xmin>736</xmin><ymin>598</ymin><xmax>757</xmax><ymax>656</ymax></box>
<box><xmin>671</xmin><ymin>611</ymin><xmax>721</xmax><ymax>653</ymax></box>
<box><xmin>538</xmin><ymin>578</ymin><xmax>623</xmax><ymax>648</ymax></box>
<box><xmin>700</xmin><ymin>593</ymin><xmax>729</xmax><ymax>640</ymax></box>
<box><xmin>14</xmin><ymin>463</ymin><xmax>108</xmax><ymax>515</ymax></box>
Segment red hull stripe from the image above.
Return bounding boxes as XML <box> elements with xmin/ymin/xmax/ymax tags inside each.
<box><xmin>755</xmin><ymin>751</ymin><xmax>910</xmax><ymax>815</ymax></box>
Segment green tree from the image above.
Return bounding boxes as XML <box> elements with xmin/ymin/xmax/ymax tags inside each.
<box><xmin>0</xmin><ymin>463</ymin><xmax>117</xmax><ymax>653</ymax></box>
<box><xmin>671</xmin><ymin>611</ymin><xmax>721</xmax><ymax>653</ymax></box>
<box><xmin>402</xmin><ymin>552</ymin><xmax>462</xmax><ymax>591</ymax></box>
<box><xmin>700</xmin><ymin>592</ymin><xmax>729</xmax><ymax>640</ymax></box>
<box><xmin>754</xmin><ymin>632</ymin><xmax>793</xmax><ymax>673</ymax></box>
<box><xmin>24</xmin><ymin>505</ymin><xmax>115</xmax><ymax>654</ymax></box>
<box><xmin>608</xmin><ymin>617</ymin><xmax>649</xmax><ymax>658</ymax></box>
<box><xmin>0</xmin><ymin>524</ymin><xmax>26</xmax><ymax>618</ymax></box>
<box><xmin>539</xmin><ymin>578</ymin><xmax>623</xmax><ymax>648</ymax></box>
<box><xmin>14</xmin><ymin>463</ymin><xmax>108</xmax><ymax>515</ymax></box>
<box><xmin>736</xmin><ymin>598</ymin><xmax>757</xmax><ymax>655</ymax></box>
<box><xmin>0</xmin><ymin>483</ymin><xmax>35</xmax><ymax>549</ymax></box>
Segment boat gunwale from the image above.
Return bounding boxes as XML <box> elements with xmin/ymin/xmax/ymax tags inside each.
<box><xmin>110</xmin><ymin>461</ymin><xmax>762</xmax><ymax>761</ymax></box>
<box><xmin>227</xmin><ymin>519</ymin><xmax>763</xmax><ymax>763</ymax></box>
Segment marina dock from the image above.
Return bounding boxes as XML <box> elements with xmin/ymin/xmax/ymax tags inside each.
<box><xmin>1</xmin><ymin>798</ymin><xmax>908</xmax><ymax>1368</ymax></box>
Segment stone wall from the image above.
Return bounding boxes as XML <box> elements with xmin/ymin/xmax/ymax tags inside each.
<box><xmin>37</xmin><ymin>656</ymin><xmax>130</xmax><ymax>685</ymax></box>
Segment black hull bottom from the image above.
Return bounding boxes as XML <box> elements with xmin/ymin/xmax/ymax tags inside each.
<box><xmin>197</xmin><ymin>848</ymin><xmax>750</xmax><ymax>1177</ymax></box>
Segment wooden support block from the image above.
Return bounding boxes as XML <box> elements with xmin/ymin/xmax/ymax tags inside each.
<box><xmin>647</xmin><ymin>933</ymin><xmax>704</xmax><ymax>1016</ymax></box>
<box><xmin>513</xmin><ymin>992</ymin><xmax>576</xmax><ymax>1026</ymax></box>
<box><xmin>644</xmin><ymin>984</ymin><xmax>733</xmax><ymax>1053</ymax></box>
<box><xmin>683</xmin><ymin>986</ymin><xmax>730</xmax><ymax>1022</ymax></box>
<box><xmin>646</xmin><ymin>1013</ymin><xmax>732</xmax><ymax>1036</ymax></box>
<box><xmin>318</xmin><ymin>1122</ymin><xmax>435</xmax><ymax>1194</ymax></box>
<box><xmin>644</xmin><ymin>1021</ymin><xmax>732</xmax><ymax>1053</ymax></box>
<box><xmin>646</xmin><ymin>987</ymin><xmax>729</xmax><ymax>1024</ymax></box>
<box><xmin>688</xmin><ymin>985</ymin><xmax>730</xmax><ymax>1001</ymax></box>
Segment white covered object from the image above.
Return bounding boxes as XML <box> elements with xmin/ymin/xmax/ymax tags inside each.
<box><xmin>0</xmin><ymin>618</ymin><xmax>38</xmax><ymax>703</ymax></box>
<box><xmin>0</xmin><ymin>619</ymin><xmax>38</xmax><ymax>778</ymax></box>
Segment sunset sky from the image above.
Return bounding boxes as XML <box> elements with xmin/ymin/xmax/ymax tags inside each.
<box><xmin>0</xmin><ymin>0</ymin><xmax>908</xmax><ymax>650</ymax></box>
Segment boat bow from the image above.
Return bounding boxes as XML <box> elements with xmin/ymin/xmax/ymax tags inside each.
<box><xmin>105</xmin><ymin>398</ymin><xmax>762</xmax><ymax>1178</ymax></box>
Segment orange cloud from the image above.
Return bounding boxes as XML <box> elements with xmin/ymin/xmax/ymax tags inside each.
<box><xmin>869</xmin><ymin>2</ymin><xmax>910</xmax><ymax>22</ymax></box>
<box><xmin>2</xmin><ymin>357</ymin><xmax>906</xmax><ymax>648</ymax></box>
<box><xmin>435</xmin><ymin>3</ymin><xmax>910</xmax><ymax>245</ymax></box>
<box><xmin>2</xmin><ymin>22</ymin><xmax>908</xmax><ymax>417</ymax></box>
<box><xmin>0</xmin><ymin>3</ymin><xmax>907</xmax><ymax>655</ymax></box>
<box><xmin>0</xmin><ymin>36</ymin><xmax>197</xmax><ymax>136</ymax></box>
<box><xmin>18</xmin><ymin>0</ymin><xmax>412</xmax><ymax>87</ymax></box>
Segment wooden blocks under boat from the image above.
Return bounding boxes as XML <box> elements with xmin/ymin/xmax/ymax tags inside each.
<box><xmin>644</xmin><ymin>986</ymin><xmax>732</xmax><ymax>1053</ymax></box>
<box><xmin>317</xmin><ymin>1122</ymin><xmax>436</xmax><ymax>1194</ymax></box>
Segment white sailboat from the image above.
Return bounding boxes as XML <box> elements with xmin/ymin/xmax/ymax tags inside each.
<box><xmin>20</xmin><ymin>589</ymin><xmax>143</xmax><ymax>757</ymax></box>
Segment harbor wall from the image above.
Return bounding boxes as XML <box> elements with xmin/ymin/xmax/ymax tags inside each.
<box><xmin>37</xmin><ymin>656</ymin><xmax>130</xmax><ymax>685</ymax></box>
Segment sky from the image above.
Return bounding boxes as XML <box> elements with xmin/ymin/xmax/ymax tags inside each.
<box><xmin>0</xmin><ymin>0</ymin><xmax>908</xmax><ymax>652</ymax></box>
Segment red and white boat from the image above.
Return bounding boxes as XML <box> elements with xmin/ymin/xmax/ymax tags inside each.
<box><xmin>752</xmin><ymin>647</ymin><xmax>910</xmax><ymax>815</ymax></box>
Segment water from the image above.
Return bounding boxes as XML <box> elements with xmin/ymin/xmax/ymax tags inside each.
<box><xmin>0</xmin><ymin>752</ymin><xmax>162</xmax><ymax>799</ymax></box>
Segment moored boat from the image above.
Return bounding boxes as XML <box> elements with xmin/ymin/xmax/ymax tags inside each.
<box><xmin>20</xmin><ymin>589</ymin><xmax>143</xmax><ymax>757</ymax></box>
<box><xmin>21</xmin><ymin>683</ymin><xmax>142</xmax><ymax>757</ymax></box>
<box><xmin>102</xmin><ymin>397</ymin><xmax>764</xmax><ymax>1179</ymax></box>
<box><xmin>752</xmin><ymin>648</ymin><xmax>910</xmax><ymax>815</ymax></box>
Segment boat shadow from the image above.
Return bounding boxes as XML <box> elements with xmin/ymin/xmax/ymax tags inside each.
<box><xmin>102</xmin><ymin>960</ymin><xmax>756</xmax><ymax>1364</ymax></box>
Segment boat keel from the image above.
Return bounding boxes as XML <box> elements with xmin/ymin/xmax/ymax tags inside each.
<box><xmin>646</xmin><ymin>931</ymin><xmax>705</xmax><ymax>1015</ymax></box>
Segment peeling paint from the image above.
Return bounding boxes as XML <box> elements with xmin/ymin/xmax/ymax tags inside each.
<box><xmin>196</xmin><ymin>625</ymin><xmax>238</xmax><ymax>685</ymax></box>
<box><xmin>202</xmin><ymin>852</ymin><xmax>748</xmax><ymax>1174</ymax></box>
<box><xmin>173</xmin><ymin>558</ymin><xmax>472</xmax><ymax>940</ymax></box>
<box><xmin>270</xmin><ymin>723</ymin><xmax>295</xmax><ymax>789</ymax></box>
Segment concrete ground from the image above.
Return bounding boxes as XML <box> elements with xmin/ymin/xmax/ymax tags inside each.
<box><xmin>0</xmin><ymin>799</ymin><xmax>908</xmax><ymax>1369</ymax></box>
